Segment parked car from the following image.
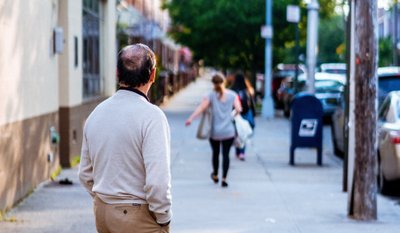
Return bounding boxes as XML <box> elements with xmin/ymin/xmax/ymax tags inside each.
<box><xmin>278</xmin><ymin>72</ymin><xmax>345</xmax><ymax>117</ymax></box>
<box><xmin>378</xmin><ymin>66</ymin><xmax>400</xmax><ymax>105</ymax></box>
<box><xmin>377</xmin><ymin>91</ymin><xmax>400</xmax><ymax>193</ymax></box>
<box><xmin>331</xmin><ymin>66</ymin><xmax>400</xmax><ymax>157</ymax></box>
<box><xmin>320</xmin><ymin>63</ymin><xmax>346</xmax><ymax>75</ymax></box>
<box><xmin>273</xmin><ymin>64</ymin><xmax>305</xmax><ymax>109</ymax></box>
<box><xmin>331</xmin><ymin>91</ymin><xmax>400</xmax><ymax>194</ymax></box>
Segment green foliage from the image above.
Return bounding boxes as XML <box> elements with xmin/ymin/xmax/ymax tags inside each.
<box><xmin>318</xmin><ymin>15</ymin><xmax>346</xmax><ymax>63</ymax></box>
<box><xmin>164</xmin><ymin>0</ymin><xmax>265</xmax><ymax>72</ymax></box>
<box><xmin>379</xmin><ymin>36</ymin><xmax>393</xmax><ymax>67</ymax></box>
<box><xmin>117</xmin><ymin>22</ymin><xmax>129</xmax><ymax>51</ymax></box>
<box><xmin>164</xmin><ymin>0</ymin><xmax>339</xmax><ymax>71</ymax></box>
<box><xmin>273</xmin><ymin>0</ymin><xmax>340</xmax><ymax>65</ymax></box>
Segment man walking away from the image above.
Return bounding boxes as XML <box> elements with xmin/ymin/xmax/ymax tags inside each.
<box><xmin>79</xmin><ymin>44</ymin><xmax>172</xmax><ymax>233</ymax></box>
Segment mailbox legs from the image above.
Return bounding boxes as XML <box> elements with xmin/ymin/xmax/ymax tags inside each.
<box><xmin>317</xmin><ymin>147</ymin><xmax>322</xmax><ymax>166</ymax></box>
<box><xmin>290</xmin><ymin>146</ymin><xmax>295</xmax><ymax>165</ymax></box>
<box><xmin>289</xmin><ymin>146</ymin><xmax>323</xmax><ymax>166</ymax></box>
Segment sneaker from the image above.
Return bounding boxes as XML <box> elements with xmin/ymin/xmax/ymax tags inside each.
<box><xmin>221</xmin><ymin>180</ymin><xmax>228</xmax><ymax>187</ymax></box>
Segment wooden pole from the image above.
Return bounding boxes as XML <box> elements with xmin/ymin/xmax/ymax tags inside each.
<box><xmin>349</xmin><ymin>0</ymin><xmax>378</xmax><ymax>220</ymax></box>
<box><xmin>393</xmin><ymin>1</ymin><xmax>398</xmax><ymax>66</ymax></box>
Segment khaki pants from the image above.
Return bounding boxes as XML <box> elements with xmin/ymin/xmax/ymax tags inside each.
<box><xmin>94</xmin><ymin>196</ymin><xmax>169</xmax><ymax>233</ymax></box>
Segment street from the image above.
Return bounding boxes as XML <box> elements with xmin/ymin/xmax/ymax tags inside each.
<box><xmin>1</xmin><ymin>75</ymin><xmax>400</xmax><ymax>233</ymax></box>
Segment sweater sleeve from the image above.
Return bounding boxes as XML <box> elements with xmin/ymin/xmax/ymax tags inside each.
<box><xmin>142</xmin><ymin>110</ymin><xmax>172</xmax><ymax>224</ymax></box>
<box><xmin>78</xmin><ymin>128</ymin><xmax>95</xmax><ymax>198</ymax></box>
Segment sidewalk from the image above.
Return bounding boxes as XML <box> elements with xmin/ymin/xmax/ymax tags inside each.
<box><xmin>1</xmin><ymin>73</ymin><xmax>400</xmax><ymax>233</ymax></box>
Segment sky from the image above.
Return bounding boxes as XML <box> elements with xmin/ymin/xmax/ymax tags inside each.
<box><xmin>378</xmin><ymin>0</ymin><xmax>391</xmax><ymax>9</ymax></box>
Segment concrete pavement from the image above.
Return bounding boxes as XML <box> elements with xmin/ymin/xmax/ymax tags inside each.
<box><xmin>1</xmin><ymin>73</ymin><xmax>400</xmax><ymax>233</ymax></box>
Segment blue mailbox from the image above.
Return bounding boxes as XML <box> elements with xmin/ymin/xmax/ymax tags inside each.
<box><xmin>290</xmin><ymin>93</ymin><xmax>323</xmax><ymax>166</ymax></box>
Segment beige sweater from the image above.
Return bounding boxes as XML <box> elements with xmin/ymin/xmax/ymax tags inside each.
<box><xmin>78</xmin><ymin>90</ymin><xmax>172</xmax><ymax>224</ymax></box>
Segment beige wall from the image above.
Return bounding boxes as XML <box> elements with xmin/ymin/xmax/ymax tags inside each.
<box><xmin>0</xmin><ymin>0</ymin><xmax>60</xmax><ymax>126</ymax></box>
<box><xmin>0</xmin><ymin>113</ymin><xmax>59</xmax><ymax>212</ymax></box>
<box><xmin>58</xmin><ymin>0</ymin><xmax>83</xmax><ymax>108</ymax></box>
<box><xmin>0</xmin><ymin>0</ymin><xmax>118</xmax><ymax>211</ymax></box>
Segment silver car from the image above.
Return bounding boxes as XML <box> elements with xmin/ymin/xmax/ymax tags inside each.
<box><xmin>377</xmin><ymin>91</ymin><xmax>400</xmax><ymax>193</ymax></box>
<box><xmin>331</xmin><ymin>66</ymin><xmax>400</xmax><ymax>156</ymax></box>
<box><xmin>279</xmin><ymin>72</ymin><xmax>345</xmax><ymax>117</ymax></box>
<box><xmin>332</xmin><ymin>91</ymin><xmax>400</xmax><ymax>193</ymax></box>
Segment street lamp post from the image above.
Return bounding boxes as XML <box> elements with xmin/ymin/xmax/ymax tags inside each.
<box><xmin>261</xmin><ymin>0</ymin><xmax>274</xmax><ymax>119</ymax></box>
<box><xmin>306</xmin><ymin>0</ymin><xmax>319</xmax><ymax>94</ymax></box>
<box><xmin>287</xmin><ymin>5</ymin><xmax>301</xmax><ymax>92</ymax></box>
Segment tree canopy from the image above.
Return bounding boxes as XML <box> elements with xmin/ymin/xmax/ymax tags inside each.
<box><xmin>164</xmin><ymin>0</ymin><xmax>339</xmax><ymax>72</ymax></box>
<box><xmin>164</xmin><ymin>0</ymin><xmax>265</xmax><ymax>73</ymax></box>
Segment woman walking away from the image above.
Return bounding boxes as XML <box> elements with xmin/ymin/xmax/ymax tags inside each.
<box><xmin>185</xmin><ymin>73</ymin><xmax>242</xmax><ymax>187</ymax></box>
<box><xmin>230</xmin><ymin>73</ymin><xmax>256</xmax><ymax>161</ymax></box>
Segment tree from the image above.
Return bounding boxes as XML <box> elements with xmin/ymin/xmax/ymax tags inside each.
<box><xmin>164</xmin><ymin>0</ymin><xmax>265</xmax><ymax>74</ymax></box>
<box><xmin>318</xmin><ymin>15</ymin><xmax>346</xmax><ymax>63</ymax></box>
<box><xmin>379</xmin><ymin>36</ymin><xmax>393</xmax><ymax>67</ymax></box>
<box><xmin>164</xmin><ymin>0</ymin><xmax>338</xmax><ymax>72</ymax></box>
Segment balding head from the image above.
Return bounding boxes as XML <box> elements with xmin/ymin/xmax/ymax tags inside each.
<box><xmin>117</xmin><ymin>44</ymin><xmax>156</xmax><ymax>88</ymax></box>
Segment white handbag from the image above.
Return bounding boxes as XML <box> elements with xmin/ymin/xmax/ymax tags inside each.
<box><xmin>233</xmin><ymin>113</ymin><xmax>253</xmax><ymax>148</ymax></box>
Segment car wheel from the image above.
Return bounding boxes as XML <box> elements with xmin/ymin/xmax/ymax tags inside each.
<box><xmin>331</xmin><ymin>123</ymin><xmax>344</xmax><ymax>157</ymax></box>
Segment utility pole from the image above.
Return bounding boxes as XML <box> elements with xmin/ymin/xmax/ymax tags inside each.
<box><xmin>393</xmin><ymin>1</ymin><xmax>398</xmax><ymax>66</ymax></box>
<box><xmin>306</xmin><ymin>0</ymin><xmax>319</xmax><ymax>94</ymax></box>
<box><xmin>261</xmin><ymin>0</ymin><xmax>274</xmax><ymax>119</ymax></box>
<box><xmin>348</xmin><ymin>0</ymin><xmax>378</xmax><ymax>220</ymax></box>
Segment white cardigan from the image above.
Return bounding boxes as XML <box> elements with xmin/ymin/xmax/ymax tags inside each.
<box><xmin>78</xmin><ymin>90</ymin><xmax>172</xmax><ymax>224</ymax></box>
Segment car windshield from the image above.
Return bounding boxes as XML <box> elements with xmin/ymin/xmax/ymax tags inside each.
<box><xmin>315</xmin><ymin>80</ymin><xmax>343</xmax><ymax>92</ymax></box>
<box><xmin>379</xmin><ymin>76</ymin><xmax>400</xmax><ymax>94</ymax></box>
<box><xmin>323</xmin><ymin>69</ymin><xmax>346</xmax><ymax>75</ymax></box>
<box><xmin>274</xmin><ymin>70</ymin><xmax>301</xmax><ymax>78</ymax></box>
<box><xmin>397</xmin><ymin>100</ymin><xmax>400</xmax><ymax>119</ymax></box>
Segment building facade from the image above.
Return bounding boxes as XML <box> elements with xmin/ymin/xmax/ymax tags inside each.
<box><xmin>117</xmin><ymin>0</ymin><xmax>197</xmax><ymax>104</ymax></box>
<box><xmin>0</xmin><ymin>0</ymin><xmax>116</xmax><ymax>212</ymax></box>
<box><xmin>378</xmin><ymin>5</ymin><xmax>400</xmax><ymax>65</ymax></box>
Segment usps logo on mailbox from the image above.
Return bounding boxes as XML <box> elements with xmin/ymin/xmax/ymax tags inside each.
<box><xmin>298</xmin><ymin>119</ymin><xmax>318</xmax><ymax>137</ymax></box>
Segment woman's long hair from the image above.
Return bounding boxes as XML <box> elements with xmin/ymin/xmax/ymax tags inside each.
<box><xmin>230</xmin><ymin>73</ymin><xmax>247</xmax><ymax>91</ymax></box>
<box><xmin>212</xmin><ymin>73</ymin><xmax>225</xmax><ymax>99</ymax></box>
<box><xmin>231</xmin><ymin>73</ymin><xmax>255</xmax><ymax>96</ymax></box>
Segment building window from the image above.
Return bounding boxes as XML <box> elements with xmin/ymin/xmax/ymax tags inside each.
<box><xmin>83</xmin><ymin>0</ymin><xmax>101</xmax><ymax>99</ymax></box>
<box><xmin>74</xmin><ymin>36</ymin><xmax>79</xmax><ymax>68</ymax></box>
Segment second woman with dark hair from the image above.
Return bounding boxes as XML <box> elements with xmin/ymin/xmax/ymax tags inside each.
<box><xmin>185</xmin><ymin>73</ymin><xmax>242</xmax><ymax>187</ymax></box>
<box><xmin>230</xmin><ymin>73</ymin><xmax>256</xmax><ymax>161</ymax></box>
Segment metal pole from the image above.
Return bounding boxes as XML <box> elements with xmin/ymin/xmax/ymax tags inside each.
<box><xmin>347</xmin><ymin>0</ymin><xmax>356</xmax><ymax>212</ymax></box>
<box><xmin>343</xmin><ymin>1</ymin><xmax>351</xmax><ymax>193</ymax></box>
<box><xmin>261</xmin><ymin>0</ymin><xmax>275</xmax><ymax>118</ymax></box>
<box><xmin>294</xmin><ymin>23</ymin><xmax>300</xmax><ymax>92</ymax></box>
<box><xmin>393</xmin><ymin>2</ymin><xmax>398</xmax><ymax>66</ymax></box>
<box><xmin>306</xmin><ymin>0</ymin><xmax>319</xmax><ymax>94</ymax></box>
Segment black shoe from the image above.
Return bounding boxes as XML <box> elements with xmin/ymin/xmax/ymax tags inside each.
<box><xmin>211</xmin><ymin>173</ymin><xmax>219</xmax><ymax>184</ymax></box>
<box><xmin>59</xmin><ymin>178</ymin><xmax>73</xmax><ymax>185</ymax></box>
<box><xmin>221</xmin><ymin>180</ymin><xmax>228</xmax><ymax>187</ymax></box>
